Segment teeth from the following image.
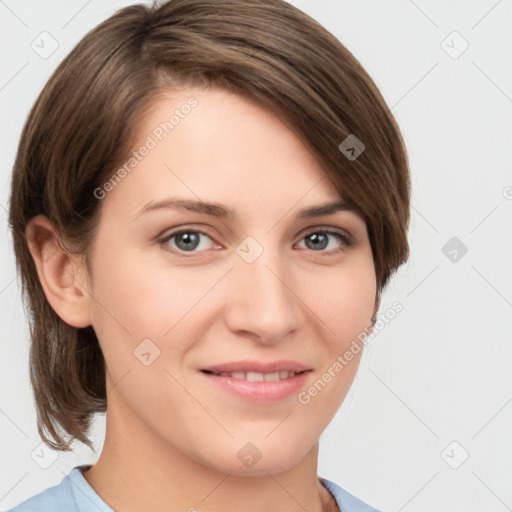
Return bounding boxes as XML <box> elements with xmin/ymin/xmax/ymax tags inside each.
<box><xmin>246</xmin><ymin>371</ymin><xmax>264</xmax><ymax>382</ymax></box>
<box><xmin>212</xmin><ymin>370</ymin><xmax>299</xmax><ymax>381</ymax></box>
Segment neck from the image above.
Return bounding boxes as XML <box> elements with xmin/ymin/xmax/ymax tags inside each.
<box><xmin>83</xmin><ymin>401</ymin><xmax>336</xmax><ymax>512</ymax></box>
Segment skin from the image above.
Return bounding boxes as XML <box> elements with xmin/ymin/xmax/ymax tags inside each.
<box><xmin>26</xmin><ymin>86</ymin><xmax>378</xmax><ymax>512</ymax></box>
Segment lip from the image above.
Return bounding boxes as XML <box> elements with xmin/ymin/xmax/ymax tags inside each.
<box><xmin>199</xmin><ymin>360</ymin><xmax>312</xmax><ymax>403</ymax></box>
<box><xmin>201</xmin><ymin>360</ymin><xmax>312</xmax><ymax>374</ymax></box>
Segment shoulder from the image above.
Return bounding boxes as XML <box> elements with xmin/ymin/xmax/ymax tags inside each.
<box><xmin>6</xmin><ymin>466</ymin><xmax>113</xmax><ymax>512</ymax></box>
<box><xmin>320</xmin><ymin>477</ymin><xmax>382</xmax><ymax>512</ymax></box>
<box><xmin>6</xmin><ymin>472</ymin><xmax>75</xmax><ymax>512</ymax></box>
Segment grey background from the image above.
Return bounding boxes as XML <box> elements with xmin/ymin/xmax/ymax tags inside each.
<box><xmin>1</xmin><ymin>1</ymin><xmax>511</xmax><ymax>510</ymax></box>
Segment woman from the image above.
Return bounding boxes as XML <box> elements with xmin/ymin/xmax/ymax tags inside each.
<box><xmin>7</xmin><ymin>0</ymin><xmax>410</xmax><ymax>510</ymax></box>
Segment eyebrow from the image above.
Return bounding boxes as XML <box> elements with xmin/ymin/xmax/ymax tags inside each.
<box><xmin>135</xmin><ymin>197</ymin><xmax>361</xmax><ymax>221</ymax></box>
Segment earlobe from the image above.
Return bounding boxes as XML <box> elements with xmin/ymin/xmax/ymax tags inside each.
<box><xmin>25</xmin><ymin>215</ymin><xmax>92</xmax><ymax>328</ymax></box>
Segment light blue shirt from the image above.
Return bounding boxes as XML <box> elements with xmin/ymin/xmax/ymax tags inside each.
<box><xmin>7</xmin><ymin>465</ymin><xmax>381</xmax><ymax>511</ymax></box>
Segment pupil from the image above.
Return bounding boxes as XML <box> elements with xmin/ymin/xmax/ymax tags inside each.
<box><xmin>177</xmin><ymin>232</ymin><xmax>199</xmax><ymax>251</ymax></box>
<box><xmin>307</xmin><ymin>233</ymin><xmax>327</xmax><ymax>250</ymax></box>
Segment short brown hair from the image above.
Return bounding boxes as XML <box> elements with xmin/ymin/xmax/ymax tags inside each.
<box><xmin>8</xmin><ymin>0</ymin><xmax>410</xmax><ymax>450</ymax></box>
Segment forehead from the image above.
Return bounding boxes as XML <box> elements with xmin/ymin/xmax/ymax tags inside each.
<box><xmin>102</xmin><ymin>87</ymin><xmax>348</xmax><ymax>222</ymax></box>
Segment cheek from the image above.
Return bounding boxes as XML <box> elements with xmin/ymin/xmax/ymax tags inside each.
<box><xmin>302</xmin><ymin>253</ymin><xmax>376</xmax><ymax>405</ymax></box>
<box><xmin>89</xmin><ymin>248</ymin><xmax>202</xmax><ymax>338</ymax></box>
<box><xmin>297</xmin><ymin>264</ymin><xmax>375</xmax><ymax>418</ymax></box>
<box><xmin>312</xmin><ymin>253</ymin><xmax>377</xmax><ymax>346</ymax></box>
<box><xmin>87</xmin><ymin>247</ymin><xmax>223</xmax><ymax>390</ymax></box>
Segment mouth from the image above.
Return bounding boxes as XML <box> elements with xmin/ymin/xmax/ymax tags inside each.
<box><xmin>200</xmin><ymin>369</ymin><xmax>309</xmax><ymax>381</ymax></box>
<box><xmin>198</xmin><ymin>361</ymin><xmax>312</xmax><ymax>402</ymax></box>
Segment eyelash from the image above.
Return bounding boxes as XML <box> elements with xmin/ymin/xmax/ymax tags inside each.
<box><xmin>158</xmin><ymin>227</ymin><xmax>353</xmax><ymax>257</ymax></box>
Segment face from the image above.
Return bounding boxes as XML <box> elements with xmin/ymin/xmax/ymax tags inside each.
<box><xmin>85</xmin><ymin>86</ymin><xmax>377</xmax><ymax>475</ymax></box>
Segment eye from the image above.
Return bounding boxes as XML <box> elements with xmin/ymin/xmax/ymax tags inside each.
<box><xmin>159</xmin><ymin>227</ymin><xmax>353</xmax><ymax>256</ymax></box>
<box><xmin>160</xmin><ymin>229</ymin><xmax>218</xmax><ymax>254</ymax></box>
<box><xmin>296</xmin><ymin>229</ymin><xmax>352</xmax><ymax>253</ymax></box>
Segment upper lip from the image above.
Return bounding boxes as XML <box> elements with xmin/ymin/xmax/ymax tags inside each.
<box><xmin>201</xmin><ymin>360</ymin><xmax>312</xmax><ymax>374</ymax></box>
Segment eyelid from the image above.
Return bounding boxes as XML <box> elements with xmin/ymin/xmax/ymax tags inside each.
<box><xmin>296</xmin><ymin>227</ymin><xmax>354</xmax><ymax>254</ymax></box>
<box><xmin>159</xmin><ymin>227</ymin><xmax>220</xmax><ymax>253</ymax></box>
<box><xmin>299</xmin><ymin>225</ymin><xmax>354</xmax><ymax>244</ymax></box>
<box><xmin>158</xmin><ymin>224</ymin><xmax>354</xmax><ymax>255</ymax></box>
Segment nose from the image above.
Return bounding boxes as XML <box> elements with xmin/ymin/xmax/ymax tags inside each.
<box><xmin>223</xmin><ymin>243</ymin><xmax>303</xmax><ymax>345</ymax></box>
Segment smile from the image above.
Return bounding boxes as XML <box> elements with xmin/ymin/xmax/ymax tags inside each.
<box><xmin>199</xmin><ymin>365</ymin><xmax>312</xmax><ymax>402</ymax></box>
<box><xmin>201</xmin><ymin>369</ymin><xmax>307</xmax><ymax>381</ymax></box>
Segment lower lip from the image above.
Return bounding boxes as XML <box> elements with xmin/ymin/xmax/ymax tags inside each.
<box><xmin>199</xmin><ymin>371</ymin><xmax>311</xmax><ymax>402</ymax></box>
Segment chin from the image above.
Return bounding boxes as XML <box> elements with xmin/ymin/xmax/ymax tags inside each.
<box><xmin>199</xmin><ymin>435</ymin><xmax>315</xmax><ymax>477</ymax></box>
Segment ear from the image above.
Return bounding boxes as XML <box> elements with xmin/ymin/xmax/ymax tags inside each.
<box><xmin>25</xmin><ymin>215</ymin><xmax>92</xmax><ymax>328</ymax></box>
